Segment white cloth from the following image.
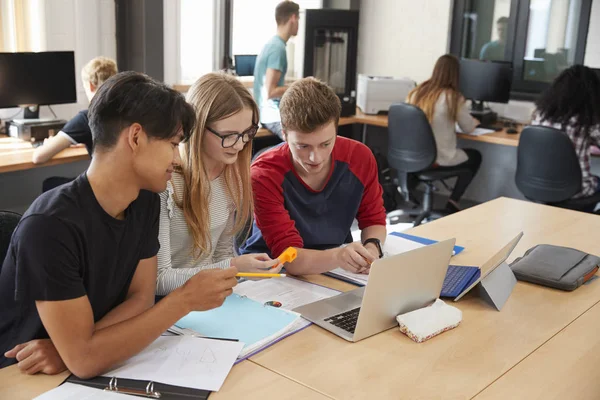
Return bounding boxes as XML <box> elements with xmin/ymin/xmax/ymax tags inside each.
<box><xmin>430</xmin><ymin>93</ymin><xmax>477</xmax><ymax>166</ymax></box>
<box><xmin>156</xmin><ymin>172</ymin><xmax>236</xmax><ymax>295</ymax></box>
<box><xmin>396</xmin><ymin>299</ymin><xmax>462</xmax><ymax>343</ymax></box>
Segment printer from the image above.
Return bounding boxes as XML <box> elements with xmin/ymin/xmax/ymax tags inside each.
<box><xmin>356</xmin><ymin>74</ymin><xmax>416</xmax><ymax>115</ymax></box>
<box><xmin>8</xmin><ymin>118</ymin><xmax>67</xmax><ymax>143</ymax></box>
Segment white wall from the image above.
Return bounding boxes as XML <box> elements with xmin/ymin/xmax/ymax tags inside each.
<box><xmin>357</xmin><ymin>0</ymin><xmax>453</xmax><ymax>82</ymax></box>
<box><xmin>0</xmin><ymin>0</ymin><xmax>116</xmax><ymax>122</ymax></box>
<box><xmin>357</xmin><ymin>0</ymin><xmax>599</xmax><ymax>122</ymax></box>
<box><xmin>584</xmin><ymin>0</ymin><xmax>600</xmax><ymax>67</ymax></box>
<box><xmin>0</xmin><ymin>0</ymin><xmax>114</xmax><ymax>212</ymax></box>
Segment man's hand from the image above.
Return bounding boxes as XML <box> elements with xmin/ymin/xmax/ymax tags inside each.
<box><xmin>178</xmin><ymin>267</ymin><xmax>239</xmax><ymax>312</ymax></box>
<box><xmin>4</xmin><ymin>339</ymin><xmax>67</xmax><ymax>375</ymax></box>
<box><xmin>335</xmin><ymin>242</ymin><xmax>377</xmax><ymax>274</ymax></box>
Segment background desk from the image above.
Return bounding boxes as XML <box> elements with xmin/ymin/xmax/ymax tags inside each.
<box><xmin>0</xmin><ymin>135</ymin><xmax>88</xmax><ymax>174</ymax></box>
<box><xmin>0</xmin><ymin>135</ymin><xmax>90</xmax><ymax>212</ymax></box>
<box><xmin>249</xmin><ymin>198</ymin><xmax>600</xmax><ymax>399</ymax></box>
<box><xmin>0</xmin><ymin>360</ymin><xmax>328</xmax><ymax>400</ymax></box>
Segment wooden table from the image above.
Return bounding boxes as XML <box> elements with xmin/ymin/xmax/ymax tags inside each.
<box><xmin>256</xmin><ymin>108</ymin><xmax>522</xmax><ymax>147</ymax></box>
<box><xmin>473</xmin><ymin>301</ymin><xmax>600</xmax><ymax>400</ymax></box>
<box><xmin>248</xmin><ymin>198</ymin><xmax>600</xmax><ymax>399</ymax></box>
<box><xmin>4</xmin><ymin>198</ymin><xmax>599</xmax><ymax>399</ymax></box>
<box><xmin>0</xmin><ymin>135</ymin><xmax>89</xmax><ymax>174</ymax></box>
<box><xmin>346</xmin><ymin>108</ymin><xmax>522</xmax><ymax>147</ymax></box>
<box><xmin>0</xmin><ymin>360</ymin><xmax>328</xmax><ymax>400</ymax></box>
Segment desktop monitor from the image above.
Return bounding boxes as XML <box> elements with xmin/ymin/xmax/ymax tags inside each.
<box><xmin>0</xmin><ymin>51</ymin><xmax>77</xmax><ymax>117</ymax></box>
<box><xmin>459</xmin><ymin>58</ymin><xmax>513</xmax><ymax>107</ymax></box>
<box><xmin>234</xmin><ymin>54</ymin><xmax>257</xmax><ymax>77</ymax></box>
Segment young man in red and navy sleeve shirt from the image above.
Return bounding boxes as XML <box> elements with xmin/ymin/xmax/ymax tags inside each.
<box><xmin>241</xmin><ymin>77</ymin><xmax>387</xmax><ymax>275</ymax></box>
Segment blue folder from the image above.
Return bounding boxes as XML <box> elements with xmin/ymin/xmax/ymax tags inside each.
<box><xmin>390</xmin><ymin>232</ymin><xmax>465</xmax><ymax>255</ymax></box>
<box><xmin>175</xmin><ymin>294</ymin><xmax>299</xmax><ymax>353</ymax></box>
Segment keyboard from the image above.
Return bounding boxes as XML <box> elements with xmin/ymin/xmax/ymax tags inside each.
<box><xmin>324</xmin><ymin>307</ymin><xmax>360</xmax><ymax>334</ymax></box>
<box><xmin>441</xmin><ymin>265</ymin><xmax>481</xmax><ymax>298</ymax></box>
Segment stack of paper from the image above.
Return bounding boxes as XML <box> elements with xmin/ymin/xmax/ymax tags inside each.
<box><xmin>34</xmin><ymin>335</ymin><xmax>242</xmax><ymax>399</ymax></box>
<box><xmin>105</xmin><ymin>335</ymin><xmax>243</xmax><ymax>391</ymax></box>
<box><xmin>174</xmin><ymin>293</ymin><xmax>302</xmax><ymax>359</ymax></box>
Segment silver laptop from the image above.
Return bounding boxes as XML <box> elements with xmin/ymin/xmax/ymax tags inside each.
<box><xmin>293</xmin><ymin>238</ymin><xmax>455</xmax><ymax>342</ymax></box>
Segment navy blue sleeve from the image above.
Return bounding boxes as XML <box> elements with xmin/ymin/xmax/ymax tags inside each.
<box><xmin>61</xmin><ymin>110</ymin><xmax>92</xmax><ymax>146</ymax></box>
<box><xmin>13</xmin><ymin>215</ymin><xmax>86</xmax><ymax>302</ymax></box>
<box><xmin>140</xmin><ymin>192</ymin><xmax>160</xmax><ymax>260</ymax></box>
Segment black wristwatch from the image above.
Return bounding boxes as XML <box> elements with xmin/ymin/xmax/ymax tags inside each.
<box><xmin>363</xmin><ymin>238</ymin><xmax>383</xmax><ymax>258</ymax></box>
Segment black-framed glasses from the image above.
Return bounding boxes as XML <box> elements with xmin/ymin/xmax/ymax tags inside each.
<box><xmin>206</xmin><ymin>124</ymin><xmax>259</xmax><ymax>148</ymax></box>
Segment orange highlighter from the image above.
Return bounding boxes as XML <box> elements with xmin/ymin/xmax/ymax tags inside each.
<box><xmin>275</xmin><ymin>247</ymin><xmax>297</xmax><ymax>269</ymax></box>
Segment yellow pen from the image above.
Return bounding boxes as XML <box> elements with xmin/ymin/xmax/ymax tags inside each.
<box><xmin>236</xmin><ymin>272</ymin><xmax>287</xmax><ymax>278</ymax></box>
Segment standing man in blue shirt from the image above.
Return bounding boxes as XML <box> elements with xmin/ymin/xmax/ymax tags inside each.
<box><xmin>254</xmin><ymin>1</ymin><xmax>300</xmax><ymax>140</ymax></box>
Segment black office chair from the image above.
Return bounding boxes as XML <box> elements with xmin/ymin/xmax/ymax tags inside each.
<box><xmin>0</xmin><ymin>210</ymin><xmax>21</xmax><ymax>272</ymax></box>
<box><xmin>387</xmin><ymin>103</ymin><xmax>472</xmax><ymax>226</ymax></box>
<box><xmin>516</xmin><ymin>125</ymin><xmax>600</xmax><ymax>212</ymax></box>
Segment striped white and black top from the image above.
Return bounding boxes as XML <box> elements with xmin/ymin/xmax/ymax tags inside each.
<box><xmin>156</xmin><ymin>172</ymin><xmax>235</xmax><ymax>295</ymax></box>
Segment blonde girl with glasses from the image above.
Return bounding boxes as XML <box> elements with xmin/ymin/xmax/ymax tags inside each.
<box><xmin>156</xmin><ymin>73</ymin><xmax>281</xmax><ymax>296</ymax></box>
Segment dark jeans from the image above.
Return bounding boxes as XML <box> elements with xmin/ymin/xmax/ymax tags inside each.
<box><xmin>435</xmin><ymin>148</ymin><xmax>482</xmax><ymax>204</ymax></box>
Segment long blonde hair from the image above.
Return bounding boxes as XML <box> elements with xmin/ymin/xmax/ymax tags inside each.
<box><xmin>177</xmin><ymin>73</ymin><xmax>257</xmax><ymax>258</ymax></box>
<box><xmin>407</xmin><ymin>54</ymin><xmax>463</xmax><ymax>122</ymax></box>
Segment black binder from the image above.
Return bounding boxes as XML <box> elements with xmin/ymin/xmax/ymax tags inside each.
<box><xmin>66</xmin><ymin>375</ymin><xmax>211</xmax><ymax>399</ymax></box>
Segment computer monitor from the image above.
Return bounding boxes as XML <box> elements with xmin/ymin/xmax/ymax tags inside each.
<box><xmin>459</xmin><ymin>59</ymin><xmax>513</xmax><ymax>106</ymax></box>
<box><xmin>234</xmin><ymin>54</ymin><xmax>257</xmax><ymax>77</ymax></box>
<box><xmin>0</xmin><ymin>51</ymin><xmax>77</xmax><ymax>118</ymax></box>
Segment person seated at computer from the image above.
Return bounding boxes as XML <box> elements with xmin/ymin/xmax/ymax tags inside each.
<box><xmin>253</xmin><ymin>1</ymin><xmax>299</xmax><ymax>140</ymax></box>
<box><xmin>1</xmin><ymin>72</ymin><xmax>238</xmax><ymax>376</ymax></box>
<box><xmin>156</xmin><ymin>73</ymin><xmax>281</xmax><ymax>296</ymax></box>
<box><xmin>480</xmin><ymin>17</ymin><xmax>508</xmax><ymax>62</ymax></box>
<box><xmin>240</xmin><ymin>77</ymin><xmax>387</xmax><ymax>275</ymax></box>
<box><xmin>532</xmin><ymin>65</ymin><xmax>600</xmax><ymax>200</ymax></box>
<box><xmin>406</xmin><ymin>54</ymin><xmax>482</xmax><ymax>213</ymax></box>
<box><xmin>32</xmin><ymin>56</ymin><xmax>117</xmax><ymax>164</ymax></box>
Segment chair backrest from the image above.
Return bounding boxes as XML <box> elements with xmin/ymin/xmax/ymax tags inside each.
<box><xmin>516</xmin><ymin>125</ymin><xmax>582</xmax><ymax>203</ymax></box>
<box><xmin>0</xmin><ymin>210</ymin><xmax>22</xmax><ymax>272</ymax></box>
<box><xmin>387</xmin><ymin>103</ymin><xmax>437</xmax><ymax>173</ymax></box>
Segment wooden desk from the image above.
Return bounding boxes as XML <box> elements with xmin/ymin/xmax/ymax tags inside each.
<box><xmin>0</xmin><ymin>135</ymin><xmax>89</xmax><ymax>174</ymax></box>
<box><xmin>255</xmin><ymin>109</ymin><xmax>522</xmax><ymax>147</ymax></box>
<box><xmin>0</xmin><ymin>361</ymin><xmax>328</xmax><ymax>400</ymax></box>
<box><xmin>346</xmin><ymin>108</ymin><xmax>522</xmax><ymax>147</ymax></box>
<box><xmin>474</xmin><ymin>301</ymin><xmax>600</xmax><ymax>399</ymax></box>
<box><xmin>250</xmin><ymin>198</ymin><xmax>600</xmax><ymax>399</ymax></box>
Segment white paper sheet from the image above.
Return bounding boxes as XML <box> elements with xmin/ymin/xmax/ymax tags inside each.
<box><xmin>35</xmin><ymin>383</ymin><xmax>137</xmax><ymax>399</ymax></box>
<box><xmin>105</xmin><ymin>335</ymin><xmax>243</xmax><ymax>392</ymax></box>
<box><xmin>233</xmin><ymin>276</ymin><xmax>340</xmax><ymax>310</ymax></box>
<box><xmin>456</xmin><ymin>124</ymin><xmax>496</xmax><ymax>136</ymax></box>
<box><xmin>327</xmin><ymin>234</ymin><xmax>426</xmax><ymax>285</ymax></box>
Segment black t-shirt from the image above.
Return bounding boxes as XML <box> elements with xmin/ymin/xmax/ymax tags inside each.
<box><xmin>0</xmin><ymin>174</ymin><xmax>160</xmax><ymax>368</ymax></box>
<box><xmin>62</xmin><ymin>110</ymin><xmax>93</xmax><ymax>155</ymax></box>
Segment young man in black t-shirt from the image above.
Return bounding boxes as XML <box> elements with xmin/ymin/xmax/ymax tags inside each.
<box><xmin>0</xmin><ymin>72</ymin><xmax>238</xmax><ymax>377</ymax></box>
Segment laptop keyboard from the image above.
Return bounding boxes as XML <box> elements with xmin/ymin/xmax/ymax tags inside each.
<box><xmin>324</xmin><ymin>307</ymin><xmax>360</xmax><ymax>334</ymax></box>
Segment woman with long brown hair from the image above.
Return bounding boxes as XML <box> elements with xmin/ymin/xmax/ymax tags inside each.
<box><xmin>406</xmin><ymin>54</ymin><xmax>482</xmax><ymax>212</ymax></box>
<box><xmin>156</xmin><ymin>73</ymin><xmax>281</xmax><ymax>295</ymax></box>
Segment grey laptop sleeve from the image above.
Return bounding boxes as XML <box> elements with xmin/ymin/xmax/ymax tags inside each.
<box><xmin>509</xmin><ymin>245</ymin><xmax>600</xmax><ymax>291</ymax></box>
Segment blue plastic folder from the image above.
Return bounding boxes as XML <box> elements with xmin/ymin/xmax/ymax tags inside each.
<box><xmin>390</xmin><ymin>232</ymin><xmax>465</xmax><ymax>255</ymax></box>
<box><xmin>175</xmin><ymin>294</ymin><xmax>300</xmax><ymax>356</ymax></box>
